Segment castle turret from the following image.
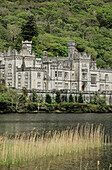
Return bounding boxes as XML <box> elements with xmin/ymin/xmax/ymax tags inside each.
<box><xmin>22</xmin><ymin>41</ymin><xmax>32</xmax><ymax>54</ymax></box>
<box><xmin>68</xmin><ymin>40</ymin><xmax>75</xmax><ymax>58</ymax></box>
<box><xmin>43</xmin><ymin>51</ymin><xmax>47</xmax><ymax>57</ymax></box>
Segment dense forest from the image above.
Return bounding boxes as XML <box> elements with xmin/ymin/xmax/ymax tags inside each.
<box><xmin>0</xmin><ymin>0</ymin><xmax>112</xmax><ymax>68</ymax></box>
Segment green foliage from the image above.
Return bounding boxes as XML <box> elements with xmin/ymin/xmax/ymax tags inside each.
<box><xmin>25</xmin><ymin>102</ymin><xmax>37</xmax><ymax>111</ymax></box>
<box><xmin>19</xmin><ymin>94</ymin><xmax>26</xmax><ymax>104</ymax></box>
<box><xmin>55</xmin><ymin>90</ymin><xmax>61</xmax><ymax>103</ymax></box>
<box><xmin>69</xmin><ymin>93</ymin><xmax>74</xmax><ymax>103</ymax></box>
<box><xmin>0</xmin><ymin>0</ymin><xmax>112</xmax><ymax>67</ymax></box>
<box><xmin>45</xmin><ymin>93</ymin><xmax>52</xmax><ymax>104</ymax></box>
<box><xmin>92</xmin><ymin>92</ymin><xmax>99</xmax><ymax>104</ymax></box>
<box><xmin>92</xmin><ymin>92</ymin><xmax>106</xmax><ymax>106</ymax></box>
<box><xmin>0</xmin><ymin>93</ymin><xmax>11</xmax><ymax>111</ymax></box>
<box><xmin>14</xmin><ymin>36</ymin><xmax>23</xmax><ymax>51</ymax></box>
<box><xmin>30</xmin><ymin>89</ymin><xmax>38</xmax><ymax>102</ymax></box>
<box><xmin>22</xmin><ymin>87</ymin><xmax>28</xmax><ymax>96</ymax></box>
<box><xmin>0</xmin><ymin>83</ymin><xmax>7</xmax><ymax>93</ymax></box>
<box><xmin>21</xmin><ymin>15</ymin><xmax>38</xmax><ymax>41</ymax></box>
<box><xmin>78</xmin><ymin>92</ymin><xmax>83</xmax><ymax>103</ymax></box>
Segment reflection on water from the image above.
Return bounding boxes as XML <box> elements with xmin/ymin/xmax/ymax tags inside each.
<box><xmin>0</xmin><ymin>113</ymin><xmax>112</xmax><ymax>170</ymax></box>
<box><xmin>0</xmin><ymin>113</ymin><xmax>112</xmax><ymax>135</ymax></box>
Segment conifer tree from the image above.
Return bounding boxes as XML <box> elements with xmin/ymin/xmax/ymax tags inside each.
<box><xmin>78</xmin><ymin>92</ymin><xmax>83</xmax><ymax>103</ymax></box>
<box><xmin>45</xmin><ymin>93</ymin><xmax>52</xmax><ymax>104</ymax></box>
<box><xmin>21</xmin><ymin>14</ymin><xmax>38</xmax><ymax>41</ymax></box>
<box><xmin>55</xmin><ymin>90</ymin><xmax>61</xmax><ymax>103</ymax></box>
<box><xmin>69</xmin><ymin>93</ymin><xmax>74</xmax><ymax>103</ymax></box>
<box><xmin>31</xmin><ymin>89</ymin><xmax>37</xmax><ymax>102</ymax></box>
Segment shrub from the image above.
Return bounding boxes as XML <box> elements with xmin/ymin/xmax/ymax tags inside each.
<box><xmin>25</xmin><ymin>102</ymin><xmax>37</xmax><ymax>111</ymax></box>
<box><xmin>55</xmin><ymin>90</ymin><xmax>61</xmax><ymax>103</ymax></box>
<box><xmin>92</xmin><ymin>92</ymin><xmax>106</xmax><ymax>106</ymax></box>
<box><xmin>78</xmin><ymin>92</ymin><xmax>83</xmax><ymax>103</ymax></box>
<box><xmin>31</xmin><ymin>89</ymin><xmax>37</xmax><ymax>102</ymax></box>
<box><xmin>45</xmin><ymin>93</ymin><xmax>52</xmax><ymax>104</ymax></box>
<box><xmin>69</xmin><ymin>93</ymin><xmax>74</xmax><ymax>103</ymax></box>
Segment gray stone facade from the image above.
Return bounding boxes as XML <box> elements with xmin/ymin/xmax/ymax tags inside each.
<box><xmin>0</xmin><ymin>40</ymin><xmax>112</xmax><ymax>104</ymax></box>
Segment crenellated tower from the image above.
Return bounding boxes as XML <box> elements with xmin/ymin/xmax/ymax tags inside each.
<box><xmin>22</xmin><ymin>41</ymin><xmax>32</xmax><ymax>54</ymax></box>
<box><xmin>68</xmin><ymin>40</ymin><xmax>75</xmax><ymax>58</ymax></box>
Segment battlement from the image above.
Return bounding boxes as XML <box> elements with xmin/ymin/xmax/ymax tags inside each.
<box><xmin>68</xmin><ymin>40</ymin><xmax>75</xmax><ymax>47</ymax></box>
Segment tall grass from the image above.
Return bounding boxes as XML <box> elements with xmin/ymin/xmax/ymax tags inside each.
<box><xmin>0</xmin><ymin>123</ymin><xmax>111</xmax><ymax>167</ymax></box>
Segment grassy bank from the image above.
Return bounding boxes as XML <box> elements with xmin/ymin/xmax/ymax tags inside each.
<box><xmin>24</xmin><ymin>102</ymin><xmax>112</xmax><ymax>113</ymax></box>
<box><xmin>0</xmin><ymin>124</ymin><xmax>110</xmax><ymax>167</ymax></box>
<box><xmin>1</xmin><ymin>102</ymin><xmax>112</xmax><ymax>114</ymax></box>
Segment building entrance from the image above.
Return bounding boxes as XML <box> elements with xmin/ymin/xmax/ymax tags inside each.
<box><xmin>82</xmin><ymin>85</ymin><xmax>85</xmax><ymax>91</ymax></box>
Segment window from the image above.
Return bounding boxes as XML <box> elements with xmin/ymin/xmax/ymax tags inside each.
<box><xmin>25</xmin><ymin>82</ymin><xmax>28</xmax><ymax>88</ymax></box>
<box><xmin>18</xmin><ymin>73</ymin><xmax>21</xmax><ymax>79</ymax></box>
<box><xmin>100</xmin><ymin>84</ymin><xmax>104</xmax><ymax>90</ymax></box>
<box><xmin>55</xmin><ymin>82</ymin><xmax>57</xmax><ymax>88</ymax></box>
<box><xmin>64</xmin><ymin>72</ymin><xmax>68</xmax><ymax>79</ymax></box>
<box><xmin>55</xmin><ymin>82</ymin><xmax>62</xmax><ymax>89</ymax></box>
<box><xmin>58</xmin><ymin>82</ymin><xmax>62</xmax><ymax>89</ymax></box>
<box><xmin>18</xmin><ymin>82</ymin><xmax>21</xmax><ymax>88</ymax></box>
<box><xmin>58</xmin><ymin>71</ymin><xmax>62</xmax><ymax>77</ymax></box>
<box><xmin>25</xmin><ymin>72</ymin><xmax>28</xmax><ymax>79</ymax></box>
<box><xmin>72</xmin><ymin>83</ymin><xmax>77</xmax><ymax>90</ymax></box>
<box><xmin>91</xmin><ymin>74</ymin><xmax>97</xmax><ymax>84</ymax></box>
<box><xmin>82</xmin><ymin>73</ymin><xmax>87</xmax><ymax>80</ymax></box>
<box><xmin>65</xmin><ymin>83</ymin><xmax>68</xmax><ymax>89</ymax></box>
<box><xmin>37</xmin><ymin>82</ymin><xmax>41</xmax><ymax>88</ymax></box>
<box><xmin>55</xmin><ymin>71</ymin><xmax>57</xmax><ymax>77</ymax></box>
<box><xmin>2</xmin><ymin>71</ymin><xmax>4</xmax><ymax>78</ymax></box>
<box><xmin>82</xmin><ymin>63</ymin><xmax>87</xmax><ymax>67</ymax></box>
<box><xmin>72</xmin><ymin>73</ymin><xmax>74</xmax><ymax>78</ymax></box>
<box><xmin>8</xmin><ymin>73</ymin><xmax>12</xmax><ymax>76</ymax></box>
<box><xmin>37</xmin><ymin>72</ymin><xmax>41</xmax><ymax>78</ymax></box>
<box><xmin>72</xmin><ymin>83</ymin><xmax>75</xmax><ymax>89</ymax></box>
<box><xmin>8</xmin><ymin>64</ymin><xmax>12</xmax><ymax>68</ymax></box>
<box><xmin>105</xmin><ymin>74</ymin><xmax>109</xmax><ymax>81</ymax></box>
<box><xmin>106</xmin><ymin>85</ymin><xmax>109</xmax><ymax>90</ymax></box>
<box><xmin>82</xmin><ymin>69</ymin><xmax>88</xmax><ymax>72</ymax></box>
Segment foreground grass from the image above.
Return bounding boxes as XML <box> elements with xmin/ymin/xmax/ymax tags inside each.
<box><xmin>0</xmin><ymin>123</ymin><xmax>110</xmax><ymax>167</ymax></box>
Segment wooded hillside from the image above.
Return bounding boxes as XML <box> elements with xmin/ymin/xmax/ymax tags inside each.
<box><xmin>0</xmin><ymin>0</ymin><xmax>112</xmax><ymax>68</ymax></box>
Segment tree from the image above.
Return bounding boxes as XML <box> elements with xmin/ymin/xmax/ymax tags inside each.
<box><xmin>22</xmin><ymin>87</ymin><xmax>28</xmax><ymax>97</ymax></box>
<box><xmin>78</xmin><ymin>92</ymin><xmax>83</xmax><ymax>103</ymax></box>
<box><xmin>7</xmin><ymin>24</ymin><xmax>21</xmax><ymax>43</ymax></box>
<box><xmin>55</xmin><ymin>90</ymin><xmax>61</xmax><ymax>103</ymax></box>
<box><xmin>21</xmin><ymin>14</ymin><xmax>38</xmax><ymax>41</ymax></box>
<box><xmin>19</xmin><ymin>87</ymin><xmax>28</xmax><ymax>109</ymax></box>
<box><xmin>0</xmin><ymin>83</ymin><xmax>7</xmax><ymax>93</ymax></box>
<box><xmin>45</xmin><ymin>93</ymin><xmax>52</xmax><ymax>104</ymax></box>
<box><xmin>8</xmin><ymin>88</ymin><xmax>19</xmax><ymax>109</ymax></box>
<box><xmin>0</xmin><ymin>93</ymin><xmax>11</xmax><ymax>112</ymax></box>
<box><xmin>92</xmin><ymin>92</ymin><xmax>106</xmax><ymax>105</ymax></box>
<box><xmin>69</xmin><ymin>93</ymin><xmax>74</xmax><ymax>103</ymax></box>
<box><xmin>14</xmin><ymin>36</ymin><xmax>23</xmax><ymax>52</ymax></box>
<box><xmin>31</xmin><ymin>89</ymin><xmax>38</xmax><ymax>102</ymax></box>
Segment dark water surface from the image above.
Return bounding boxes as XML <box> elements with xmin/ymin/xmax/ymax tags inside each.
<box><xmin>0</xmin><ymin>113</ymin><xmax>112</xmax><ymax>170</ymax></box>
<box><xmin>0</xmin><ymin>113</ymin><xmax>112</xmax><ymax>135</ymax></box>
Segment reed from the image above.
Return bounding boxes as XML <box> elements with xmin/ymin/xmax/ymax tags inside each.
<box><xmin>0</xmin><ymin>123</ymin><xmax>110</xmax><ymax>167</ymax></box>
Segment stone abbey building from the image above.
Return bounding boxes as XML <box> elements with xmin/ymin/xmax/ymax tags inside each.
<box><xmin>0</xmin><ymin>40</ymin><xmax>112</xmax><ymax>104</ymax></box>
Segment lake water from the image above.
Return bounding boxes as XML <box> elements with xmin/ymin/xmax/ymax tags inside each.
<box><xmin>0</xmin><ymin>113</ymin><xmax>112</xmax><ymax>170</ymax></box>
